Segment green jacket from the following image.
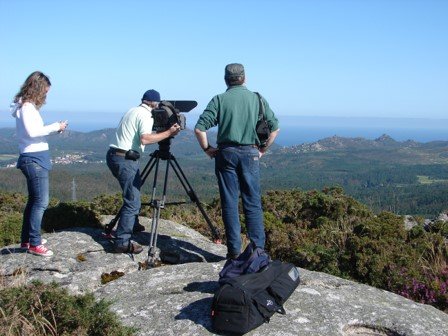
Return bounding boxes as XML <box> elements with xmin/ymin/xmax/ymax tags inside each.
<box><xmin>195</xmin><ymin>85</ymin><xmax>279</xmax><ymax>146</ymax></box>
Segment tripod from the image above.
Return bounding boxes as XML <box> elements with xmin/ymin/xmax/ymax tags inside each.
<box><xmin>105</xmin><ymin>137</ymin><xmax>221</xmax><ymax>266</ymax></box>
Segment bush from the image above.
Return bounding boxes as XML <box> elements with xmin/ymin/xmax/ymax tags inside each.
<box><xmin>257</xmin><ymin>189</ymin><xmax>448</xmax><ymax>312</ymax></box>
<box><xmin>90</xmin><ymin>193</ymin><xmax>122</xmax><ymax>215</ymax></box>
<box><xmin>428</xmin><ymin>220</ymin><xmax>448</xmax><ymax>238</ymax></box>
<box><xmin>0</xmin><ymin>212</ymin><xmax>22</xmax><ymax>247</ymax></box>
<box><xmin>0</xmin><ymin>192</ymin><xmax>25</xmax><ymax>247</ymax></box>
<box><xmin>0</xmin><ymin>192</ymin><xmax>26</xmax><ymax>213</ymax></box>
<box><xmin>0</xmin><ymin>281</ymin><xmax>136</xmax><ymax>336</ymax></box>
<box><xmin>42</xmin><ymin>201</ymin><xmax>102</xmax><ymax>232</ymax></box>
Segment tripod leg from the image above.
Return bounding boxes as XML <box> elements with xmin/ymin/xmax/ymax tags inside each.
<box><xmin>147</xmin><ymin>158</ymin><xmax>171</xmax><ymax>265</ymax></box>
<box><xmin>140</xmin><ymin>154</ymin><xmax>157</xmax><ymax>186</ymax></box>
<box><xmin>148</xmin><ymin>200</ymin><xmax>162</xmax><ymax>266</ymax></box>
<box><xmin>104</xmin><ymin>213</ymin><xmax>119</xmax><ymax>235</ymax></box>
<box><xmin>169</xmin><ymin>156</ymin><xmax>222</xmax><ymax>243</ymax></box>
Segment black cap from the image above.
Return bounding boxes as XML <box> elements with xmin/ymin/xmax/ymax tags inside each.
<box><xmin>141</xmin><ymin>89</ymin><xmax>161</xmax><ymax>102</ymax></box>
<box><xmin>225</xmin><ymin>63</ymin><xmax>245</xmax><ymax>79</ymax></box>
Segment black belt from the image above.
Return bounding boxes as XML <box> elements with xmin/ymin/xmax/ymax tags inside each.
<box><xmin>218</xmin><ymin>143</ymin><xmax>258</xmax><ymax>148</ymax></box>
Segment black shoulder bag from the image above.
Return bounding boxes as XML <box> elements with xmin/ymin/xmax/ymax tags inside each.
<box><xmin>255</xmin><ymin>92</ymin><xmax>271</xmax><ymax>147</ymax></box>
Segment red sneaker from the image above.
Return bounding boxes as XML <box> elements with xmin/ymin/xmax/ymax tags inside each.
<box><xmin>28</xmin><ymin>244</ymin><xmax>53</xmax><ymax>257</ymax></box>
<box><xmin>21</xmin><ymin>239</ymin><xmax>47</xmax><ymax>250</ymax></box>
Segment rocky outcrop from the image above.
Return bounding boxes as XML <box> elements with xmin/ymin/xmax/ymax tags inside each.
<box><xmin>403</xmin><ymin>212</ymin><xmax>448</xmax><ymax>234</ymax></box>
<box><xmin>1</xmin><ymin>216</ymin><xmax>448</xmax><ymax>335</ymax></box>
<box><xmin>437</xmin><ymin>211</ymin><xmax>448</xmax><ymax>222</ymax></box>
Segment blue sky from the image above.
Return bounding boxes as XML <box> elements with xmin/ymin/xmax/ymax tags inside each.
<box><xmin>1</xmin><ymin>0</ymin><xmax>447</xmax><ymax>131</ymax></box>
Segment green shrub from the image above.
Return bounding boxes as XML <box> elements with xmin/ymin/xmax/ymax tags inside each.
<box><xmin>0</xmin><ymin>281</ymin><xmax>136</xmax><ymax>336</ymax></box>
<box><xmin>90</xmin><ymin>193</ymin><xmax>122</xmax><ymax>215</ymax></box>
<box><xmin>428</xmin><ymin>220</ymin><xmax>448</xmax><ymax>237</ymax></box>
<box><xmin>42</xmin><ymin>201</ymin><xmax>102</xmax><ymax>232</ymax></box>
<box><xmin>0</xmin><ymin>192</ymin><xmax>26</xmax><ymax>213</ymax></box>
<box><xmin>0</xmin><ymin>192</ymin><xmax>26</xmax><ymax>247</ymax></box>
<box><xmin>0</xmin><ymin>212</ymin><xmax>22</xmax><ymax>247</ymax></box>
<box><xmin>257</xmin><ymin>189</ymin><xmax>448</xmax><ymax>312</ymax></box>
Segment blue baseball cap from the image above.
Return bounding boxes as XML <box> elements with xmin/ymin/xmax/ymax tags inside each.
<box><xmin>142</xmin><ymin>89</ymin><xmax>161</xmax><ymax>102</ymax></box>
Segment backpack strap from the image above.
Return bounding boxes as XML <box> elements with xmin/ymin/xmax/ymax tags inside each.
<box><xmin>254</xmin><ymin>92</ymin><xmax>266</xmax><ymax>121</ymax></box>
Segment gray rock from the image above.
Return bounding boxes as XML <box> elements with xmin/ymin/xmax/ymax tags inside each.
<box><xmin>437</xmin><ymin>211</ymin><xmax>448</xmax><ymax>222</ymax></box>
<box><xmin>403</xmin><ymin>215</ymin><xmax>419</xmax><ymax>230</ymax></box>
<box><xmin>96</xmin><ymin>262</ymin><xmax>448</xmax><ymax>336</ymax></box>
<box><xmin>1</xmin><ymin>216</ymin><xmax>447</xmax><ymax>336</ymax></box>
<box><xmin>0</xmin><ymin>216</ymin><xmax>227</xmax><ymax>294</ymax></box>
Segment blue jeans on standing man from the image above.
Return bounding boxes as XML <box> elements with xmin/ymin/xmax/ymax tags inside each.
<box><xmin>215</xmin><ymin>144</ymin><xmax>265</xmax><ymax>257</ymax></box>
<box><xmin>106</xmin><ymin>148</ymin><xmax>141</xmax><ymax>248</ymax></box>
<box><xmin>18</xmin><ymin>159</ymin><xmax>49</xmax><ymax>247</ymax></box>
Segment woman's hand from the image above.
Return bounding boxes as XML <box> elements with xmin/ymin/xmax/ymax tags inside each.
<box><xmin>59</xmin><ymin>120</ymin><xmax>68</xmax><ymax>133</ymax></box>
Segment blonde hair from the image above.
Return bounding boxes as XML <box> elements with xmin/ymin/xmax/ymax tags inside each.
<box><xmin>14</xmin><ymin>71</ymin><xmax>51</xmax><ymax>109</ymax></box>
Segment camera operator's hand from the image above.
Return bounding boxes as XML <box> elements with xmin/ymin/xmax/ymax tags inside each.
<box><xmin>168</xmin><ymin>123</ymin><xmax>181</xmax><ymax>136</ymax></box>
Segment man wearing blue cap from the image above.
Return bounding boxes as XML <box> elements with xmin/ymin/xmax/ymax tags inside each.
<box><xmin>194</xmin><ymin>63</ymin><xmax>280</xmax><ymax>259</ymax></box>
<box><xmin>107</xmin><ymin>89</ymin><xmax>181</xmax><ymax>254</ymax></box>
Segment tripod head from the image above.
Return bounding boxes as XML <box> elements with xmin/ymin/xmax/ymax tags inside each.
<box><xmin>156</xmin><ymin>137</ymin><xmax>174</xmax><ymax>160</ymax></box>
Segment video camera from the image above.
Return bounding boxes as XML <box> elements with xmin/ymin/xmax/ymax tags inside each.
<box><xmin>151</xmin><ymin>100</ymin><xmax>197</xmax><ymax>132</ymax></box>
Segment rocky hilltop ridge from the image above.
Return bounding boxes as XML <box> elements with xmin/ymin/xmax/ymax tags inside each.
<box><xmin>280</xmin><ymin>134</ymin><xmax>426</xmax><ymax>154</ymax></box>
<box><xmin>1</xmin><ymin>216</ymin><xmax>448</xmax><ymax>336</ymax></box>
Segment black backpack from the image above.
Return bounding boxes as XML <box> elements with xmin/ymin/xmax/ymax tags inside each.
<box><xmin>211</xmin><ymin>260</ymin><xmax>300</xmax><ymax>335</ymax></box>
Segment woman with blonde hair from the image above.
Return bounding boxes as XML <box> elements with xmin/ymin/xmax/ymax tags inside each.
<box><xmin>10</xmin><ymin>71</ymin><xmax>68</xmax><ymax>257</ymax></box>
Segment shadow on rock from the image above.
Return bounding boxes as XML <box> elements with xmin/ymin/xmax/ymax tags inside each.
<box><xmin>175</xmin><ymin>297</ymin><xmax>214</xmax><ymax>332</ymax></box>
<box><xmin>0</xmin><ymin>247</ymin><xmax>28</xmax><ymax>255</ymax></box>
<box><xmin>50</xmin><ymin>226</ymin><xmax>225</xmax><ymax>264</ymax></box>
<box><xmin>183</xmin><ymin>280</ymin><xmax>220</xmax><ymax>294</ymax></box>
<box><xmin>135</xmin><ymin>232</ymin><xmax>226</xmax><ymax>264</ymax></box>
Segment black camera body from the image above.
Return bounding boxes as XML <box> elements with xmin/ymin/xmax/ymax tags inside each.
<box><xmin>151</xmin><ymin>101</ymin><xmax>186</xmax><ymax>132</ymax></box>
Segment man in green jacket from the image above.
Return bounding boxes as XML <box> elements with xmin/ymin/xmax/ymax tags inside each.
<box><xmin>194</xmin><ymin>63</ymin><xmax>279</xmax><ymax>259</ymax></box>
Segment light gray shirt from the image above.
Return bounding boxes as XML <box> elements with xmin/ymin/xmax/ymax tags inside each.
<box><xmin>110</xmin><ymin>103</ymin><xmax>154</xmax><ymax>153</ymax></box>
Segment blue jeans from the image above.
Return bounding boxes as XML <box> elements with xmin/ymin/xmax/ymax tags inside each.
<box><xmin>215</xmin><ymin>145</ymin><xmax>265</xmax><ymax>256</ymax></box>
<box><xmin>106</xmin><ymin>149</ymin><xmax>141</xmax><ymax>248</ymax></box>
<box><xmin>18</xmin><ymin>159</ymin><xmax>49</xmax><ymax>246</ymax></box>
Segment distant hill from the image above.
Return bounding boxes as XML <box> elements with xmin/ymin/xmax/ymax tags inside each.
<box><xmin>278</xmin><ymin>134</ymin><xmax>448</xmax><ymax>165</ymax></box>
<box><xmin>282</xmin><ymin>133</ymin><xmax>444</xmax><ymax>153</ymax></box>
<box><xmin>2</xmin><ymin>127</ymin><xmax>447</xmax><ymax>157</ymax></box>
<box><xmin>0</xmin><ymin>127</ymin><xmax>216</xmax><ymax>158</ymax></box>
<box><xmin>1</xmin><ymin>128</ymin><xmax>448</xmax><ymax>216</ymax></box>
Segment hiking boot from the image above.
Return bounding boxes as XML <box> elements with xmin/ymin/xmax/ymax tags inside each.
<box><xmin>28</xmin><ymin>244</ymin><xmax>53</xmax><ymax>257</ymax></box>
<box><xmin>114</xmin><ymin>241</ymin><xmax>143</xmax><ymax>254</ymax></box>
<box><xmin>133</xmin><ymin>222</ymin><xmax>146</xmax><ymax>233</ymax></box>
<box><xmin>21</xmin><ymin>238</ymin><xmax>47</xmax><ymax>250</ymax></box>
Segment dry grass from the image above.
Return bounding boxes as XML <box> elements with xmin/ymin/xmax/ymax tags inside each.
<box><xmin>0</xmin><ymin>266</ymin><xmax>57</xmax><ymax>336</ymax></box>
<box><xmin>0</xmin><ymin>263</ymin><xmax>135</xmax><ymax>336</ymax></box>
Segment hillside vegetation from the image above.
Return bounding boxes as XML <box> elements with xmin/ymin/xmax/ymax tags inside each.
<box><xmin>1</xmin><ymin>188</ymin><xmax>447</xmax><ymax>313</ymax></box>
<box><xmin>1</xmin><ymin>128</ymin><xmax>448</xmax><ymax>216</ymax></box>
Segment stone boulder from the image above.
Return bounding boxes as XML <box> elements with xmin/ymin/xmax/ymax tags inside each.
<box><xmin>1</xmin><ymin>216</ymin><xmax>447</xmax><ymax>335</ymax></box>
